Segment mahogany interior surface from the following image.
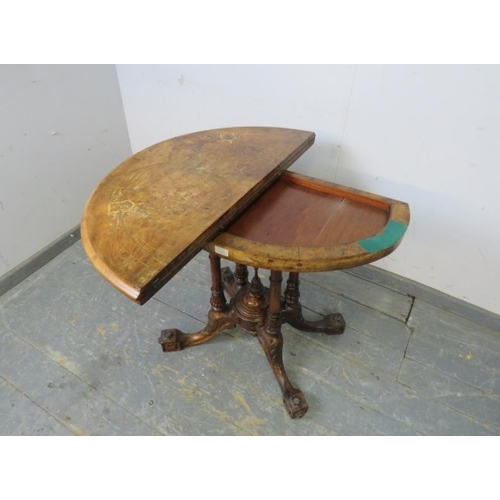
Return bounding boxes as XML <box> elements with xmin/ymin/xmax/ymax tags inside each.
<box><xmin>226</xmin><ymin>173</ymin><xmax>390</xmax><ymax>247</ymax></box>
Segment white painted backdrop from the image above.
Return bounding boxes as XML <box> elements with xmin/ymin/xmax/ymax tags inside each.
<box><xmin>116</xmin><ymin>64</ymin><xmax>500</xmax><ymax>315</ymax></box>
<box><xmin>0</xmin><ymin>65</ymin><xmax>131</xmax><ymax>276</ymax></box>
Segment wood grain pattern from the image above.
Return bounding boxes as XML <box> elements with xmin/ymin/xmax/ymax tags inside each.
<box><xmin>226</xmin><ymin>174</ymin><xmax>389</xmax><ymax>246</ymax></box>
<box><xmin>207</xmin><ymin>172</ymin><xmax>410</xmax><ymax>272</ymax></box>
<box><xmin>81</xmin><ymin>127</ymin><xmax>315</xmax><ymax>304</ymax></box>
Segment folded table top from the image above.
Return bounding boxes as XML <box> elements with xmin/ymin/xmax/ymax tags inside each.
<box><xmin>81</xmin><ymin>127</ymin><xmax>315</xmax><ymax>304</ymax></box>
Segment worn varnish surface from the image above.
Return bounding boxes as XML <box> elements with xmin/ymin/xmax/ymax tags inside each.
<box><xmin>207</xmin><ymin>172</ymin><xmax>410</xmax><ymax>272</ymax></box>
<box><xmin>81</xmin><ymin>127</ymin><xmax>315</xmax><ymax>304</ymax></box>
<box><xmin>225</xmin><ymin>173</ymin><xmax>389</xmax><ymax>246</ymax></box>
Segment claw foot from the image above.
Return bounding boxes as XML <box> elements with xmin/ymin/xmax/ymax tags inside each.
<box><xmin>158</xmin><ymin>329</ymin><xmax>182</xmax><ymax>352</ymax></box>
<box><xmin>323</xmin><ymin>313</ymin><xmax>346</xmax><ymax>335</ymax></box>
<box><xmin>284</xmin><ymin>390</ymin><xmax>309</xmax><ymax>419</ymax></box>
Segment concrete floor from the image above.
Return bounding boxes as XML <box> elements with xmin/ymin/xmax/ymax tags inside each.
<box><xmin>1</xmin><ymin>241</ymin><xmax>499</xmax><ymax>435</ymax></box>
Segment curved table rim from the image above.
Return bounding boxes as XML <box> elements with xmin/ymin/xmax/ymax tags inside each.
<box><xmin>206</xmin><ymin>172</ymin><xmax>410</xmax><ymax>273</ymax></box>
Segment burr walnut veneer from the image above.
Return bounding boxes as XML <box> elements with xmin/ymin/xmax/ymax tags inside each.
<box><xmin>82</xmin><ymin>127</ymin><xmax>410</xmax><ymax>419</ymax></box>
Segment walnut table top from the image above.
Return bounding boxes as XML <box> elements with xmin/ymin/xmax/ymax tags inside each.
<box><xmin>81</xmin><ymin>127</ymin><xmax>315</xmax><ymax>304</ymax></box>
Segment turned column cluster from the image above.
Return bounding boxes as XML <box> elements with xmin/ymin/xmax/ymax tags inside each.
<box><xmin>159</xmin><ymin>253</ymin><xmax>345</xmax><ymax>418</ymax></box>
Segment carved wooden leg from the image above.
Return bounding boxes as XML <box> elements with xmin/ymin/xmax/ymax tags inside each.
<box><xmin>209</xmin><ymin>253</ymin><xmax>226</xmax><ymax>311</ymax></box>
<box><xmin>255</xmin><ymin>270</ymin><xmax>308</xmax><ymax>418</ymax></box>
<box><xmin>282</xmin><ymin>272</ymin><xmax>346</xmax><ymax>335</ymax></box>
<box><xmin>159</xmin><ymin>253</ymin><xmax>237</xmax><ymax>351</ymax></box>
<box><xmin>158</xmin><ymin>308</ymin><xmax>237</xmax><ymax>351</ymax></box>
<box><xmin>221</xmin><ymin>263</ymin><xmax>248</xmax><ymax>298</ymax></box>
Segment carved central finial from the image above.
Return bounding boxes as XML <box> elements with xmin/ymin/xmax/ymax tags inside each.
<box><xmin>249</xmin><ymin>268</ymin><xmax>263</xmax><ymax>298</ymax></box>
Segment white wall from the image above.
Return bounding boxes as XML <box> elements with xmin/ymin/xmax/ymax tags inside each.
<box><xmin>116</xmin><ymin>64</ymin><xmax>500</xmax><ymax>316</ymax></box>
<box><xmin>0</xmin><ymin>65</ymin><xmax>131</xmax><ymax>275</ymax></box>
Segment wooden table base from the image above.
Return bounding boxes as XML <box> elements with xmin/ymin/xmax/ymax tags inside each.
<box><xmin>158</xmin><ymin>254</ymin><xmax>346</xmax><ymax>418</ymax></box>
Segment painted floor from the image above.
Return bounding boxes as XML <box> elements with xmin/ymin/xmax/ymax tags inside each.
<box><xmin>1</xmin><ymin>241</ymin><xmax>499</xmax><ymax>435</ymax></box>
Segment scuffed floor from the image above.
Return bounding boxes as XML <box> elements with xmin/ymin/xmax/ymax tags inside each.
<box><xmin>1</xmin><ymin>241</ymin><xmax>499</xmax><ymax>435</ymax></box>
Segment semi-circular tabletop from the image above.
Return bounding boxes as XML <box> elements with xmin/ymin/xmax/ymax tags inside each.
<box><xmin>207</xmin><ymin>171</ymin><xmax>410</xmax><ymax>272</ymax></box>
<box><xmin>81</xmin><ymin>126</ymin><xmax>315</xmax><ymax>304</ymax></box>
<box><xmin>82</xmin><ymin>126</ymin><xmax>409</xmax><ymax>305</ymax></box>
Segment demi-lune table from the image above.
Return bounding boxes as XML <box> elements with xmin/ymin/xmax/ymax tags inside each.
<box><xmin>82</xmin><ymin>127</ymin><xmax>410</xmax><ymax>418</ymax></box>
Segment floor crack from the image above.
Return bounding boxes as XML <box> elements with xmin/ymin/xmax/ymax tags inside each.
<box><xmin>397</xmin><ymin>326</ymin><xmax>415</xmax><ymax>383</ymax></box>
<box><xmin>404</xmin><ymin>295</ymin><xmax>416</xmax><ymax>324</ymax></box>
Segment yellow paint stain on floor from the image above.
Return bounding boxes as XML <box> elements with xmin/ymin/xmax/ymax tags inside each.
<box><xmin>64</xmin><ymin>422</ymin><xmax>88</xmax><ymax>436</ymax></box>
<box><xmin>46</xmin><ymin>349</ymin><xmax>68</xmax><ymax>366</ymax></box>
<box><xmin>459</xmin><ymin>351</ymin><xmax>474</xmax><ymax>361</ymax></box>
<box><xmin>47</xmin><ymin>354</ymin><xmax>80</xmax><ymax>375</ymax></box>
<box><xmin>97</xmin><ymin>327</ymin><xmax>107</xmax><ymax>336</ymax></box>
<box><xmin>233</xmin><ymin>391</ymin><xmax>253</xmax><ymax>413</ymax></box>
<box><xmin>111</xmin><ymin>322</ymin><xmax>120</xmax><ymax>332</ymax></box>
<box><xmin>233</xmin><ymin>391</ymin><xmax>267</xmax><ymax>430</ymax></box>
<box><xmin>177</xmin><ymin>386</ymin><xmax>203</xmax><ymax>402</ymax></box>
<box><xmin>151</xmin><ymin>364</ymin><xmax>180</xmax><ymax>376</ymax></box>
<box><xmin>209</xmin><ymin>406</ymin><xmax>232</xmax><ymax>423</ymax></box>
<box><xmin>236</xmin><ymin>414</ymin><xmax>268</xmax><ymax>432</ymax></box>
<box><xmin>51</xmin><ymin>355</ymin><xmax>68</xmax><ymax>366</ymax></box>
